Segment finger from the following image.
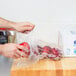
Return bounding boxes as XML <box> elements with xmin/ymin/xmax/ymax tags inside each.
<box><xmin>21</xmin><ymin>26</ymin><xmax>35</xmax><ymax>33</ymax></box>
<box><xmin>21</xmin><ymin>25</ymin><xmax>35</xmax><ymax>33</ymax></box>
<box><xmin>23</xmin><ymin>26</ymin><xmax>34</xmax><ymax>31</ymax></box>
<box><xmin>29</xmin><ymin>24</ymin><xmax>35</xmax><ymax>30</ymax></box>
<box><xmin>13</xmin><ymin>54</ymin><xmax>20</xmax><ymax>59</ymax></box>
<box><xmin>24</xmin><ymin>31</ymin><xmax>30</xmax><ymax>34</ymax></box>
<box><xmin>16</xmin><ymin>44</ymin><xmax>28</xmax><ymax>52</ymax></box>
<box><xmin>22</xmin><ymin>30</ymin><xmax>30</xmax><ymax>34</ymax></box>
<box><xmin>16</xmin><ymin>50</ymin><xmax>27</xmax><ymax>57</ymax></box>
<box><xmin>24</xmin><ymin>24</ymin><xmax>35</xmax><ymax>30</ymax></box>
<box><xmin>21</xmin><ymin>22</ymin><xmax>35</xmax><ymax>27</ymax></box>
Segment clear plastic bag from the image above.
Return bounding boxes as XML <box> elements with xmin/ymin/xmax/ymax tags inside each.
<box><xmin>16</xmin><ymin>40</ymin><xmax>40</xmax><ymax>67</ymax></box>
<box><xmin>16</xmin><ymin>39</ymin><xmax>63</xmax><ymax>67</ymax></box>
<box><xmin>35</xmin><ymin>40</ymin><xmax>63</xmax><ymax>60</ymax></box>
<box><xmin>15</xmin><ymin>32</ymin><xmax>63</xmax><ymax>67</ymax></box>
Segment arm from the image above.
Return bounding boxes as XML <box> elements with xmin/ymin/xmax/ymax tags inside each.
<box><xmin>0</xmin><ymin>17</ymin><xmax>14</xmax><ymax>29</ymax></box>
<box><xmin>0</xmin><ymin>43</ymin><xmax>27</xmax><ymax>59</ymax></box>
<box><xmin>0</xmin><ymin>17</ymin><xmax>35</xmax><ymax>58</ymax></box>
<box><xmin>0</xmin><ymin>45</ymin><xmax>3</xmax><ymax>54</ymax></box>
<box><xmin>0</xmin><ymin>17</ymin><xmax>35</xmax><ymax>33</ymax></box>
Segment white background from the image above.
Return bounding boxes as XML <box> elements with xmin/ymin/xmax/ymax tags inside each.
<box><xmin>0</xmin><ymin>0</ymin><xmax>76</xmax><ymax>44</ymax></box>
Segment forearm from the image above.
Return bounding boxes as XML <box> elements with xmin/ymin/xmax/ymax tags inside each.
<box><xmin>0</xmin><ymin>17</ymin><xmax>15</xmax><ymax>29</ymax></box>
<box><xmin>0</xmin><ymin>45</ymin><xmax>4</xmax><ymax>55</ymax></box>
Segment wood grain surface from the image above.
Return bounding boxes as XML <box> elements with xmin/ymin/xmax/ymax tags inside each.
<box><xmin>11</xmin><ymin>58</ymin><xmax>76</xmax><ymax>76</ymax></box>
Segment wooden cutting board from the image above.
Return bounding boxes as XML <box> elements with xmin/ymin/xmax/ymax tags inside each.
<box><xmin>11</xmin><ymin>58</ymin><xmax>76</xmax><ymax>76</ymax></box>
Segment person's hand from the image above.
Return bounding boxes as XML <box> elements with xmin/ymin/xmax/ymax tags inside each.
<box><xmin>1</xmin><ymin>43</ymin><xmax>28</xmax><ymax>59</ymax></box>
<box><xmin>12</xmin><ymin>22</ymin><xmax>35</xmax><ymax>33</ymax></box>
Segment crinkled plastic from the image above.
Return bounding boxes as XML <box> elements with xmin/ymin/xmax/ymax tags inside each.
<box><xmin>16</xmin><ymin>39</ymin><xmax>63</xmax><ymax>67</ymax></box>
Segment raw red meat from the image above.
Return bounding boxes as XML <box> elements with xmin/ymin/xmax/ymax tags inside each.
<box><xmin>20</xmin><ymin>42</ymin><xmax>30</xmax><ymax>56</ymax></box>
<box><xmin>42</xmin><ymin>46</ymin><xmax>51</xmax><ymax>53</ymax></box>
<box><xmin>37</xmin><ymin>45</ymin><xmax>62</xmax><ymax>60</ymax></box>
<box><xmin>51</xmin><ymin>48</ymin><xmax>59</xmax><ymax>56</ymax></box>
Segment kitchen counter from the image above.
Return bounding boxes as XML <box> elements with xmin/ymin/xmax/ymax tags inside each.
<box><xmin>11</xmin><ymin>57</ymin><xmax>76</xmax><ymax>76</ymax></box>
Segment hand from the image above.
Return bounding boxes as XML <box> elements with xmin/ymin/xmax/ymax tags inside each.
<box><xmin>12</xmin><ymin>22</ymin><xmax>35</xmax><ymax>33</ymax></box>
<box><xmin>1</xmin><ymin>43</ymin><xmax>28</xmax><ymax>59</ymax></box>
